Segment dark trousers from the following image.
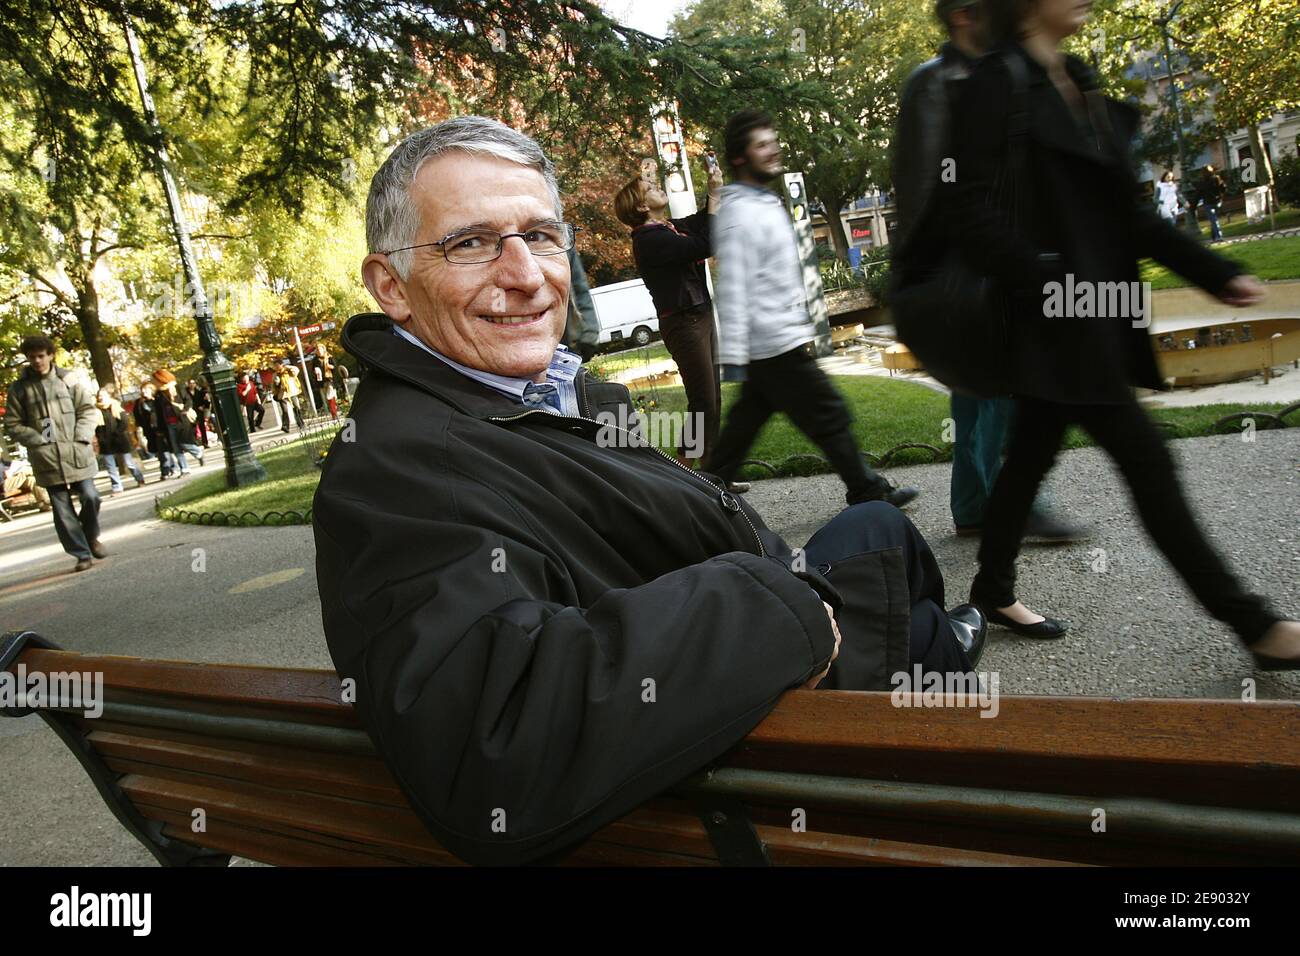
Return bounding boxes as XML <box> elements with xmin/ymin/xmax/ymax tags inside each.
<box><xmin>659</xmin><ymin>303</ymin><xmax>721</xmax><ymax>462</ymax></box>
<box><xmin>245</xmin><ymin>401</ymin><xmax>265</xmax><ymax>431</ymax></box>
<box><xmin>46</xmin><ymin>478</ymin><xmax>100</xmax><ymax>560</ymax></box>
<box><xmin>971</xmin><ymin>395</ymin><xmax>1278</xmax><ymax>645</ymax></box>
<box><xmin>804</xmin><ymin>501</ymin><xmax>973</xmax><ymax>676</ymax></box>
<box><xmin>708</xmin><ymin>345</ymin><xmax>891</xmax><ymax>504</ymax></box>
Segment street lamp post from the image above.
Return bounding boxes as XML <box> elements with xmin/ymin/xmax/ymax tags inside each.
<box><xmin>121</xmin><ymin>11</ymin><xmax>266</xmax><ymax>487</ymax></box>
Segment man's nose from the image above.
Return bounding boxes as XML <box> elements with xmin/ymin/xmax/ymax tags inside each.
<box><xmin>493</xmin><ymin>235</ymin><xmax>546</xmax><ymax>292</ymax></box>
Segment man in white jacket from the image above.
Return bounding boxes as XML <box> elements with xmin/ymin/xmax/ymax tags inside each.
<box><xmin>710</xmin><ymin>109</ymin><xmax>918</xmax><ymax>508</ymax></box>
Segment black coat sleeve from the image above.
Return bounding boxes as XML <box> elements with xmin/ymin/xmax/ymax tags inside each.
<box><xmin>1130</xmin><ymin>205</ymin><xmax>1240</xmax><ymax>297</ymax></box>
<box><xmin>313</xmin><ymin>461</ymin><xmax>836</xmax><ymax>866</ymax></box>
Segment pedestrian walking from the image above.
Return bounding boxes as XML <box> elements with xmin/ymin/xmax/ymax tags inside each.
<box><xmin>709</xmin><ymin>109</ymin><xmax>918</xmax><ymax>508</ymax></box>
<box><xmin>892</xmin><ymin>0</ymin><xmax>1086</xmax><ymax>543</ymax></box>
<box><xmin>183</xmin><ymin>378</ymin><xmax>213</xmax><ymax>445</ymax></box>
<box><xmin>1155</xmin><ymin>171</ymin><xmax>1180</xmax><ymax>224</ymax></box>
<box><xmin>274</xmin><ymin>365</ymin><xmax>305</xmax><ymax>431</ymax></box>
<box><xmin>94</xmin><ymin>388</ymin><xmax>146</xmax><ymax>492</ymax></box>
<box><xmin>1196</xmin><ymin>164</ymin><xmax>1228</xmax><ymax>240</ymax></box>
<box><xmin>921</xmin><ymin>0</ymin><xmax>1299</xmax><ymax>667</ymax></box>
<box><xmin>2</xmin><ymin>335</ymin><xmax>105</xmax><ymax>571</ymax></box>
<box><xmin>237</xmin><ymin>372</ymin><xmax>265</xmax><ymax>431</ymax></box>
<box><xmin>161</xmin><ymin>380</ymin><xmax>205</xmax><ymax>472</ymax></box>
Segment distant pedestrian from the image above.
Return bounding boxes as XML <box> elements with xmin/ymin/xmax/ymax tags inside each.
<box><xmin>184</xmin><ymin>378</ymin><xmax>213</xmax><ymax>445</ymax></box>
<box><xmin>95</xmin><ymin>388</ymin><xmax>145</xmax><ymax>493</ymax></box>
<box><xmin>1196</xmin><ymin>165</ymin><xmax>1227</xmax><ymax>239</ymax></box>
<box><xmin>1155</xmin><ymin>171</ymin><xmax>1180</xmax><ymax>224</ymax></box>
<box><xmin>274</xmin><ymin>365</ymin><xmax>305</xmax><ymax>431</ymax></box>
<box><xmin>132</xmin><ymin>382</ymin><xmax>172</xmax><ymax>478</ymax></box>
<box><xmin>162</xmin><ymin>381</ymin><xmax>205</xmax><ymax>472</ymax></box>
<box><xmin>2</xmin><ymin>335</ymin><xmax>105</xmax><ymax>571</ymax></box>
<box><xmin>237</xmin><ymin>372</ymin><xmax>265</xmax><ymax>431</ymax></box>
<box><xmin>322</xmin><ymin>379</ymin><xmax>339</xmax><ymax>420</ymax></box>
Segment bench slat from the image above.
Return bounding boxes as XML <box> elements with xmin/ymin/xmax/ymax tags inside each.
<box><xmin>89</xmin><ymin>729</ymin><xmax>408</xmax><ymax>807</ymax></box>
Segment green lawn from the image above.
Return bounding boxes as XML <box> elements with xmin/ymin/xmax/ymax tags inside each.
<box><xmin>587</xmin><ymin>342</ymin><xmax>671</xmax><ymax>379</ymax></box>
<box><xmin>156</xmin><ymin>434</ymin><xmax>331</xmax><ymax>524</ymax></box>
<box><xmin>1142</xmin><ymin>236</ymin><xmax>1300</xmax><ymax>289</ymax></box>
<box><xmin>158</xmin><ymin>375</ymin><xmax>1296</xmax><ymax>523</ymax></box>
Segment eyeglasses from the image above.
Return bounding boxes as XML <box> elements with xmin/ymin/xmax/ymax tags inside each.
<box><xmin>384</xmin><ymin>222</ymin><xmax>580</xmax><ymax>264</ymax></box>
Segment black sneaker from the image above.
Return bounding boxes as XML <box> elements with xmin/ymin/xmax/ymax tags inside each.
<box><xmin>883</xmin><ymin>485</ymin><xmax>920</xmax><ymax>509</ymax></box>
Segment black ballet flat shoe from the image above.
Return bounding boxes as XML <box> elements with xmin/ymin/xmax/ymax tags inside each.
<box><xmin>946</xmin><ymin>604</ymin><xmax>988</xmax><ymax>669</ymax></box>
<box><xmin>978</xmin><ymin>604</ymin><xmax>1068</xmax><ymax>639</ymax></box>
<box><xmin>1251</xmin><ymin>651</ymin><xmax>1300</xmax><ymax>672</ymax></box>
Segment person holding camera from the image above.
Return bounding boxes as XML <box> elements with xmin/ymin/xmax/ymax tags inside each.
<box><xmin>614</xmin><ymin>156</ymin><xmax>725</xmax><ymax>471</ymax></box>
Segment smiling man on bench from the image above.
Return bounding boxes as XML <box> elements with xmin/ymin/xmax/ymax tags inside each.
<box><xmin>312</xmin><ymin>116</ymin><xmax>985</xmax><ymax>867</ymax></box>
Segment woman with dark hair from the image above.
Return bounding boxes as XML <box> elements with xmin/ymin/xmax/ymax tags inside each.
<box><xmin>613</xmin><ymin>159</ymin><xmax>726</xmax><ymax>472</ymax></box>
<box><xmin>929</xmin><ymin>0</ymin><xmax>1299</xmax><ymax>665</ymax></box>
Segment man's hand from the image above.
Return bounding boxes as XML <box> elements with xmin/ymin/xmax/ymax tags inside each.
<box><xmin>1218</xmin><ymin>274</ymin><xmax>1265</xmax><ymax>307</ymax></box>
<box><xmin>803</xmin><ymin>602</ymin><xmax>842</xmax><ymax>689</ymax></box>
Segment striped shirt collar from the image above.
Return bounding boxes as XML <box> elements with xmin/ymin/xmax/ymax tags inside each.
<box><xmin>392</xmin><ymin>324</ymin><xmax>581</xmax><ymax>417</ymax></box>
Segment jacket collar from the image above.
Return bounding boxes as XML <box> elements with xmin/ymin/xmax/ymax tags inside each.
<box><xmin>1005</xmin><ymin>45</ymin><xmax>1137</xmax><ymax>170</ymax></box>
<box><xmin>341</xmin><ymin>312</ymin><xmax>616</xmax><ymax>422</ymax></box>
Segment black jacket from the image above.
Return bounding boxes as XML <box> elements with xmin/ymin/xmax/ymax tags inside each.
<box><xmin>313</xmin><ymin>313</ymin><xmax>911</xmax><ymax>865</ymax></box>
<box><xmin>95</xmin><ymin>406</ymin><xmax>133</xmax><ymax>456</ymax></box>
<box><xmin>891</xmin><ymin>41</ymin><xmax>978</xmax><ymax>266</ymax></box>
<box><xmin>921</xmin><ymin>45</ymin><xmax>1239</xmax><ymax>404</ymax></box>
<box><xmin>631</xmin><ymin>211</ymin><xmax>713</xmax><ymax>317</ymax></box>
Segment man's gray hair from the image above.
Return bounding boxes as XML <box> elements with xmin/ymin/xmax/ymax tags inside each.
<box><xmin>366</xmin><ymin>116</ymin><xmax>564</xmax><ymax>279</ymax></box>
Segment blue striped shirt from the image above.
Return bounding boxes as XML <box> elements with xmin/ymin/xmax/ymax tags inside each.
<box><xmin>392</xmin><ymin>325</ymin><xmax>581</xmax><ymax>416</ymax></box>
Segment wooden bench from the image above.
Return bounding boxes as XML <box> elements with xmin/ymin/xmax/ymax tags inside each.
<box><xmin>4</xmin><ymin>630</ymin><xmax>1299</xmax><ymax>866</ymax></box>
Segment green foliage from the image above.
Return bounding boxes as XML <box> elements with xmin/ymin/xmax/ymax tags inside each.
<box><xmin>1276</xmin><ymin>155</ymin><xmax>1300</xmax><ymax>208</ymax></box>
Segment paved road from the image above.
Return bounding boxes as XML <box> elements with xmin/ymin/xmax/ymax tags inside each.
<box><xmin>0</xmin><ymin>427</ymin><xmax>1296</xmax><ymax>864</ymax></box>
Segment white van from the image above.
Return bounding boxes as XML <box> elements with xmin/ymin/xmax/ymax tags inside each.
<box><xmin>588</xmin><ymin>278</ymin><xmax>660</xmax><ymax>350</ymax></box>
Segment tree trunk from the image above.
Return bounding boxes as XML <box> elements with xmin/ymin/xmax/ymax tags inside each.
<box><xmin>75</xmin><ymin>279</ymin><xmax>117</xmax><ymax>391</ymax></box>
<box><xmin>1247</xmin><ymin>123</ymin><xmax>1277</xmax><ymax>231</ymax></box>
<box><xmin>821</xmin><ymin>191</ymin><xmax>851</xmax><ymax>261</ymax></box>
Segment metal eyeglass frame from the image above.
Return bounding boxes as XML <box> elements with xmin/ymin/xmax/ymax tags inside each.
<box><xmin>382</xmin><ymin>222</ymin><xmax>581</xmax><ymax>264</ymax></box>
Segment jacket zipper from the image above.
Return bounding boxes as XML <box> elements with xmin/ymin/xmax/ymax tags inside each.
<box><xmin>488</xmin><ymin>385</ymin><xmax>766</xmax><ymax>558</ymax></box>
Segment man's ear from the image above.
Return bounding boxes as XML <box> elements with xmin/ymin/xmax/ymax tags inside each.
<box><xmin>361</xmin><ymin>254</ymin><xmax>413</xmax><ymax>325</ymax></box>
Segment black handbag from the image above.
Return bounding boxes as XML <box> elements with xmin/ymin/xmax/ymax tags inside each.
<box><xmin>891</xmin><ymin>51</ymin><xmax>1030</xmax><ymax>398</ymax></box>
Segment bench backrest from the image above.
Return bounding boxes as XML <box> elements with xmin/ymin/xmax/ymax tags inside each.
<box><xmin>4</xmin><ymin>634</ymin><xmax>1300</xmax><ymax>866</ymax></box>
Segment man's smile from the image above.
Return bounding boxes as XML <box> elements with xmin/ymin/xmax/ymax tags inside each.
<box><xmin>478</xmin><ymin>309</ymin><xmax>549</xmax><ymax>326</ymax></box>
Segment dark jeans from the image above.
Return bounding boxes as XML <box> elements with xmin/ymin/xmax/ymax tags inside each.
<box><xmin>950</xmin><ymin>394</ymin><xmax>1013</xmax><ymax>527</ymax></box>
<box><xmin>950</xmin><ymin>394</ymin><xmax>1055</xmax><ymax>527</ymax></box>
<box><xmin>659</xmin><ymin>303</ymin><xmax>721</xmax><ymax>462</ymax></box>
<box><xmin>46</xmin><ymin>478</ymin><xmax>100</xmax><ymax>560</ymax></box>
<box><xmin>803</xmin><ymin>501</ymin><xmax>973</xmax><ymax>677</ymax></box>
<box><xmin>708</xmin><ymin>345</ymin><xmax>892</xmax><ymax>504</ymax></box>
<box><xmin>245</xmin><ymin>401</ymin><xmax>265</xmax><ymax>431</ymax></box>
<box><xmin>970</xmin><ymin>395</ymin><xmax>1278</xmax><ymax>645</ymax></box>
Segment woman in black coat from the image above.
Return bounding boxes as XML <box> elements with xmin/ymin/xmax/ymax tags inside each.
<box><xmin>132</xmin><ymin>383</ymin><xmax>175</xmax><ymax>480</ymax></box>
<box><xmin>613</xmin><ymin>161</ymin><xmax>725</xmax><ymax>468</ymax></box>
<box><xmin>936</xmin><ymin>0</ymin><xmax>1297</xmax><ymax>666</ymax></box>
